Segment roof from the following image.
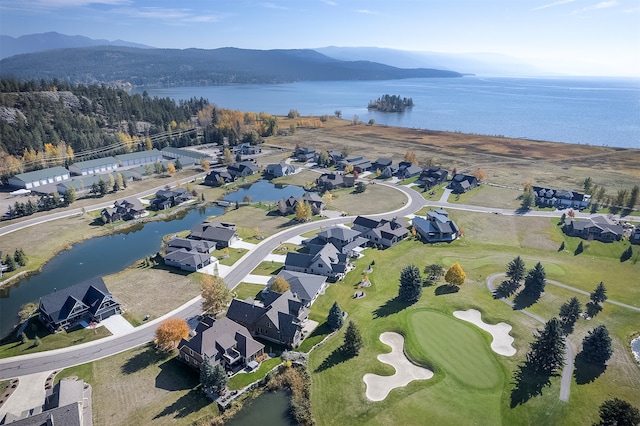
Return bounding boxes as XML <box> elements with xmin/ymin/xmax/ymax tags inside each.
<box><xmin>70</xmin><ymin>156</ymin><xmax>119</xmax><ymax>169</ymax></box>
<box><xmin>353</xmin><ymin>216</ymin><xmax>381</xmax><ymax>230</ymax></box>
<box><xmin>273</xmin><ymin>270</ymin><xmax>327</xmax><ymax>302</ymax></box>
<box><xmin>115</xmin><ymin>149</ymin><xmax>162</xmax><ymax>162</ymax></box>
<box><xmin>164</xmin><ymin>249</ymin><xmax>210</xmax><ymax>266</ymax></box>
<box><xmin>167</xmin><ymin>237</ymin><xmax>215</xmax><ymax>252</ymax></box>
<box><xmin>201</xmin><ymin>226</ymin><xmax>237</xmax><ymax>243</ymax></box>
<box><xmin>317</xmin><ymin>226</ymin><xmax>361</xmax><ymax>242</ymax></box>
<box><xmin>39</xmin><ymin>277</ymin><xmax>113</xmax><ymax>323</ymax></box>
<box><xmin>162</xmin><ymin>146</ymin><xmax>210</xmax><ymax>159</ymax></box>
<box><xmin>10</xmin><ymin>166</ymin><xmax>69</xmax><ymax>183</ymax></box>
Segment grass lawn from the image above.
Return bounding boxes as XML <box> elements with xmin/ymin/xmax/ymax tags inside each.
<box><xmin>325</xmin><ymin>183</ymin><xmax>407</xmax><ymax>216</ymax></box>
<box><xmin>449</xmin><ymin>184</ymin><xmax>523</xmax><ymax>210</ymax></box>
<box><xmin>0</xmin><ymin>318</ymin><xmax>111</xmax><ymax>358</ymax></box>
<box><xmin>227</xmin><ymin>356</ymin><xmax>282</xmax><ymax>390</ymax></box>
<box><xmin>250</xmin><ymin>261</ymin><xmax>283</xmax><ymax>276</ymax></box>
<box><xmin>56</xmin><ymin>344</ymin><xmax>219</xmax><ymax>426</ymax></box>
<box><xmin>233</xmin><ymin>283</ymin><xmax>265</xmax><ymax>301</ymax></box>
<box><xmin>213</xmin><ymin>247</ymin><xmax>248</xmax><ymax>266</ymax></box>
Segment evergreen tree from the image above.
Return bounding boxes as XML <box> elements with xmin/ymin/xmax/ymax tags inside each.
<box><xmin>620</xmin><ymin>245</ymin><xmax>633</xmax><ymax>262</ymax></box>
<box><xmin>342</xmin><ymin>321</ymin><xmax>363</xmax><ymax>357</ymax></box>
<box><xmin>575</xmin><ymin>241</ymin><xmax>584</xmax><ymax>255</ymax></box>
<box><xmin>590</xmin><ymin>282</ymin><xmax>608</xmax><ymax>305</ymax></box>
<box><xmin>64</xmin><ymin>186</ymin><xmax>77</xmax><ymax>205</ymax></box>
<box><xmin>398</xmin><ymin>264</ymin><xmax>423</xmax><ymax>304</ymax></box>
<box><xmin>596</xmin><ymin>398</ymin><xmax>640</xmax><ymax>426</ymax></box>
<box><xmin>14</xmin><ymin>249</ymin><xmax>27</xmax><ymax>267</ymax></box>
<box><xmin>558</xmin><ymin>297</ymin><xmax>581</xmax><ymax>334</ymax></box>
<box><xmin>327</xmin><ymin>301</ymin><xmax>344</xmax><ymax>331</ymax></box>
<box><xmin>581</xmin><ymin>325</ymin><xmax>613</xmax><ymax>365</ymax></box>
<box><xmin>200</xmin><ymin>356</ymin><xmax>224</xmax><ymax>391</ymax></box>
<box><xmin>527</xmin><ymin>317</ymin><xmax>565</xmax><ymax>375</ymax></box>
<box><xmin>4</xmin><ymin>254</ymin><xmax>16</xmax><ymax>272</ymax></box>
<box><xmin>523</xmin><ymin>262</ymin><xmax>546</xmax><ymax>297</ymax></box>
<box><xmin>505</xmin><ymin>256</ymin><xmax>526</xmax><ymax>283</ymax></box>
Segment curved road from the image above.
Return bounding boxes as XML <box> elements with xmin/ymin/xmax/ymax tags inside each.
<box><xmin>0</xmin><ymin>180</ymin><xmax>422</xmax><ymax>380</ymax></box>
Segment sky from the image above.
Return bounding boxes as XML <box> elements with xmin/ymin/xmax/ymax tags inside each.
<box><xmin>1</xmin><ymin>0</ymin><xmax>639</xmax><ymax>77</ymax></box>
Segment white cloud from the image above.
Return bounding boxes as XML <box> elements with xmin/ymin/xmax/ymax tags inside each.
<box><xmin>36</xmin><ymin>0</ymin><xmax>130</xmax><ymax>7</ymax></box>
<box><xmin>111</xmin><ymin>7</ymin><xmax>223</xmax><ymax>24</ymax></box>
<box><xmin>355</xmin><ymin>9</ymin><xmax>380</xmax><ymax>15</ymax></box>
<box><xmin>580</xmin><ymin>1</ymin><xmax>619</xmax><ymax>11</ymax></box>
<box><xmin>531</xmin><ymin>0</ymin><xmax>578</xmax><ymax>11</ymax></box>
<box><xmin>321</xmin><ymin>0</ymin><xmax>338</xmax><ymax>5</ymax></box>
<box><xmin>261</xmin><ymin>2</ymin><xmax>288</xmax><ymax>10</ymax></box>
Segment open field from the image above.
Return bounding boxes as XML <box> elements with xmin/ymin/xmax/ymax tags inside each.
<box><xmin>273</xmin><ymin>117</ymin><xmax>640</xmax><ymax>196</ymax></box>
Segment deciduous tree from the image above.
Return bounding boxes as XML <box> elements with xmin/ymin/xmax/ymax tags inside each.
<box><xmin>270</xmin><ymin>276</ymin><xmax>291</xmax><ymax>293</ymax></box>
<box><xmin>445</xmin><ymin>262</ymin><xmax>466</xmax><ymax>287</ymax></box>
<box><xmin>295</xmin><ymin>200</ymin><xmax>312</xmax><ymax>222</ymax></box>
<box><xmin>398</xmin><ymin>264</ymin><xmax>423</xmax><ymax>303</ymax></box>
<box><xmin>404</xmin><ymin>151</ymin><xmax>418</xmax><ymax>165</ymax></box>
<box><xmin>167</xmin><ymin>162</ymin><xmax>176</xmax><ymax>175</ymax></box>
<box><xmin>201</xmin><ymin>275</ymin><xmax>232</xmax><ymax>316</ymax></box>
<box><xmin>342</xmin><ymin>321</ymin><xmax>363</xmax><ymax>357</ymax></box>
<box><xmin>155</xmin><ymin>318</ymin><xmax>190</xmax><ymax>352</ymax></box>
<box><xmin>424</xmin><ymin>264</ymin><xmax>445</xmax><ymax>280</ymax></box>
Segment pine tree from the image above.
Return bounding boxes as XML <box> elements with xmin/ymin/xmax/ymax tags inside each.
<box><xmin>590</xmin><ymin>282</ymin><xmax>608</xmax><ymax>305</ymax></box>
<box><xmin>342</xmin><ymin>321</ymin><xmax>363</xmax><ymax>357</ymax></box>
<box><xmin>398</xmin><ymin>264</ymin><xmax>423</xmax><ymax>303</ymax></box>
<box><xmin>581</xmin><ymin>325</ymin><xmax>613</xmax><ymax>365</ymax></box>
<box><xmin>5</xmin><ymin>254</ymin><xmax>16</xmax><ymax>272</ymax></box>
<box><xmin>523</xmin><ymin>262</ymin><xmax>546</xmax><ymax>297</ymax></box>
<box><xmin>596</xmin><ymin>398</ymin><xmax>640</xmax><ymax>426</ymax></box>
<box><xmin>527</xmin><ymin>317</ymin><xmax>565</xmax><ymax>375</ymax></box>
<box><xmin>327</xmin><ymin>302</ymin><xmax>344</xmax><ymax>331</ymax></box>
<box><xmin>620</xmin><ymin>245</ymin><xmax>633</xmax><ymax>262</ymax></box>
<box><xmin>558</xmin><ymin>297</ymin><xmax>581</xmax><ymax>334</ymax></box>
<box><xmin>505</xmin><ymin>256</ymin><xmax>526</xmax><ymax>283</ymax></box>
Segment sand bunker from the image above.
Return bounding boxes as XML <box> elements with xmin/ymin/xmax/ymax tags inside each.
<box><xmin>363</xmin><ymin>332</ymin><xmax>434</xmax><ymax>401</ymax></box>
<box><xmin>453</xmin><ymin>309</ymin><xmax>516</xmax><ymax>356</ymax></box>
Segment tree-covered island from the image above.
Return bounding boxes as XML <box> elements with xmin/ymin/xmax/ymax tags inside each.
<box><xmin>367</xmin><ymin>94</ymin><xmax>414</xmax><ymax>112</ymax></box>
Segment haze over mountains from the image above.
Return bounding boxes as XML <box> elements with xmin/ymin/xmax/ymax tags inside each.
<box><xmin>0</xmin><ymin>32</ymin><xmax>542</xmax><ymax>86</ymax></box>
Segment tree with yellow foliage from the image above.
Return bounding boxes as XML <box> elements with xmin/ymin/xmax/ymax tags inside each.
<box><xmin>445</xmin><ymin>262</ymin><xmax>466</xmax><ymax>287</ymax></box>
<box><xmin>200</xmin><ymin>158</ymin><xmax>210</xmax><ymax>171</ymax></box>
<box><xmin>404</xmin><ymin>151</ymin><xmax>418</xmax><ymax>165</ymax></box>
<box><xmin>155</xmin><ymin>318</ymin><xmax>190</xmax><ymax>352</ymax></box>
<box><xmin>201</xmin><ymin>275</ymin><xmax>232</xmax><ymax>316</ymax></box>
<box><xmin>270</xmin><ymin>276</ymin><xmax>291</xmax><ymax>293</ymax></box>
<box><xmin>167</xmin><ymin>162</ymin><xmax>176</xmax><ymax>175</ymax></box>
<box><xmin>295</xmin><ymin>200</ymin><xmax>312</xmax><ymax>222</ymax></box>
<box><xmin>473</xmin><ymin>168</ymin><xmax>487</xmax><ymax>182</ymax></box>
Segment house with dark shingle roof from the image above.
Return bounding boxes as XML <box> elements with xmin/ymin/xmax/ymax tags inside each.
<box><xmin>533</xmin><ymin>186</ymin><xmax>591</xmax><ymax>210</ymax></box>
<box><xmin>204</xmin><ymin>168</ymin><xmax>235</xmax><ymax>186</ymax></box>
<box><xmin>449</xmin><ymin>174</ymin><xmax>478</xmax><ymax>193</ymax></box>
<box><xmin>164</xmin><ymin>249</ymin><xmax>212</xmax><ymax>272</ymax></box>
<box><xmin>226</xmin><ymin>290</ymin><xmax>309</xmax><ymax>347</ymax></box>
<box><xmin>166</xmin><ymin>237</ymin><xmax>216</xmax><ymax>254</ymax></box>
<box><xmin>265</xmin><ymin>162</ymin><xmax>298</xmax><ymax>177</ymax></box>
<box><xmin>316</xmin><ymin>172</ymin><xmax>355</xmax><ymax>191</ymax></box>
<box><xmin>150</xmin><ymin>188</ymin><xmax>192</xmax><ymax>210</ymax></box>
<box><xmin>396</xmin><ymin>163</ymin><xmax>423</xmax><ymax>179</ymax></box>
<box><xmin>38</xmin><ymin>277</ymin><xmax>122</xmax><ymax>333</ymax></box>
<box><xmin>177</xmin><ymin>316</ymin><xmax>264</xmax><ymax>371</ymax></box>
<box><xmin>268</xmin><ymin>270</ymin><xmax>328</xmax><ymax>307</ymax></box>
<box><xmin>100</xmin><ymin>199</ymin><xmax>146</xmax><ymax>223</ymax></box>
<box><xmin>412</xmin><ymin>210</ymin><xmax>459</xmax><ymax>242</ymax></box>
<box><xmin>228</xmin><ymin>161</ymin><xmax>259</xmax><ymax>178</ymax></box>
<box><xmin>284</xmin><ymin>242</ymin><xmax>350</xmax><ymax>281</ymax></box>
<box><xmin>304</xmin><ymin>225</ymin><xmax>368</xmax><ymax>257</ymax></box>
<box><xmin>563</xmin><ymin>216</ymin><xmax>623</xmax><ymax>242</ymax></box>
<box><xmin>419</xmin><ymin>167</ymin><xmax>449</xmax><ymax>189</ymax></box>
<box><xmin>294</xmin><ymin>147</ymin><xmax>317</xmax><ymax>162</ymax></box>
<box><xmin>352</xmin><ymin>216</ymin><xmax>409</xmax><ymax>248</ymax></box>
<box><xmin>190</xmin><ymin>221</ymin><xmax>239</xmax><ymax>248</ymax></box>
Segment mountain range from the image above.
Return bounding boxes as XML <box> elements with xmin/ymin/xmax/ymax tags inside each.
<box><xmin>0</xmin><ymin>32</ymin><xmax>541</xmax><ymax>87</ymax></box>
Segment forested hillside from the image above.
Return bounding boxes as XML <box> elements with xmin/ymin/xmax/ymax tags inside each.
<box><xmin>0</xmin><ymin>79</ymin><xmax>279</xmax><ymax>182</ymax></box>
<box><xmin>0</xmin><ymin>46</ymin><xmax>463</xmax><ymax>87</ymax></box>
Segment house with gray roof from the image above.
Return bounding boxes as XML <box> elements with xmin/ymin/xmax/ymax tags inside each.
<box><xmin>38</xmin><ymin>277</ymin><xmax>121</xmax><ymax>333</ymax></box>
<box><xmin>396</xmin><ymin>163</ymin><xmax>423</xmax><ymax>179</ymax></box>
<box><xmin>284</xmin><ymin>242</ymin><xmax>350</xmax><ymax>281</ymax></box>
<box><xmin>316</xmin><ymin>172</ymin><xmax>355</xmax><ymax>191</ymax></box>
<box><xmin>204</xmin><ymin>168</ymin><xmax>235</xmax><ymax>186</ymax></box>
<box><xmin>226</xmin><ymin>290</ymin><xmax>309</xmax><ymax>347</ymax></box>
<box><xmin>166</xmin><ymin>237</ymin><xmax>216</xmax><ymax>254</ymax></box>
<box><xmin>101</xmin><ymin>198</ymin><xmax>146</xmax><ymax>223</ymax></box>
<box><xmin>8</xmin><ymin>166</ymin><xmax>71</xmax><ymax>189</ymax></box>
<box><xmin>412</xmin><ymin>210</ymin><xmax>460</xmax><ymax>242</ymax></box>
<box><xmin>305</xmin><ymin>225</ymin><xmax>368</xmax><ymax>257</ymax></box>
<box><xmin>419</xmin><ymin>167</ymin><xmax>449</xmax><ymax>189</ymax></box>
<box><xmin>533</xmin><ymin>186</ymin><xmax>591</xmax><ymax>210</ymax></box>
<box><xmin>339</xmin><ymin>156</ymin><xmax>372</xmax><ymax>173</ymax></box>
<box><xmin>177</xmin><ymin>316</ymin><xmax>264</xmax><ymax>371</ymax></box>
<box><xmin>449</xmin><ymin>174</ymin><xmax>478</xmax><ymax>194</ymax></box>
<box><xmin>265</xmin><ymin>162</ymin><xmax>298</xmax><ymax>177</ymax></box>
<box><xmin>268</xmin><ymin>270</ymin><xmax>328</xmax><ymax>307</ymax></box>
<box><xmin>294</xmin><ymin>147</ymin><xmax>317</xmax><ymax>162</ymax></box>
<box><xmin>277</xmin><ymin>192</ymin><xmax>324</xmax><ymax>216</ymax></box>
<box><xmin>228</xmin><ymin>161</ymin><xmax>259</xmax><ymax>178</ymax></box>
<box><xmin>69</xmin><ymin>157</ymin><xmax>119</xmax><ymax>176</ymax></box>
<box><xmin>190</xmin><ymin>221</ymin><xmax>239</xmax><ymax>248</ymax></box>
<box><xmin>164</xmin><ymin>249</ymin><xmax>212</xmax><ymax>272</ymax></box>
<box><xmin>563</xmin><ymin>216</ymin><xmax>623</xmax><ymax>242</ymax></box>
<box><xmin>353</xmin><ymin>216</ymin><xmax>409</xmax><ymax>248</ymax></box>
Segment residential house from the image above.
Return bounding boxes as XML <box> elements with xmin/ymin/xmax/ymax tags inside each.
<box><xmin>277</xmin><ymin>193</ymin><xmax>324</xmax><ymax>216</ymax></box>
<box><xmin>316</xmin><ymin>173</ymin><xmax>355</xmax><ymax>191</ymax></box>
<box><xmin>38</xmin><ymin>277</ymin><xmax>122</xmax><ymax>333</ymax></box>
<box><xmin>294</xmin><ymin>147</ymin><xmax>317</xmax><ymax>162</ymax></box>
<box><xmin>69</xmin><ymin>157</ymin><xmax>119</xmax><ymax>176</ymax></box>
<box><xmin>190</xmin><ymin>221</ymin><xmax>239</xmax><ymax>248</ymax></box>
<box><xmin>284</xmin><ymin>242</ymin><xmax>350</xmax><ymax>281</ymax></box>
<box><xmin>353</xmin><ymin>216</ymin><xmax>409</xmax><ymax>248</ymax></box>
<box><xmin>228</xmin><ymin>161</ymin><xmax>259</xmax><ymax>179</ymax></box>
<box><xmin>419</xmin><ymin>167</ymin><xmax>449</xmax><ymax>189</ymax></box>
<box><xmin>412</xmin><ymin>210</ymin><xmax>459</xmax><ymax>242</ymax></box>
<box><xmin>100</xmin><ymin>199</ymin><xmax>146</xmax><ymax>223</ymax></box>
<box><xmin>4</xmin><ymin>377</ymin><xmax>92</xmax><ymax>426</ymax></box>
<box><xmin>115</xmin><ymin>149</ymin><xmax>163</xmax><ymax>167</ymax></box>
<box><xmin>226</xmin><ymin>290</ymin><xmax>310</xmax><ymax>347</ymax></box>
<box><xmin>327</xmin><ymin>150</ymin><xmax>343</xmax><ymax>165</ymax></box>
<box><xmin>339</xmin><ymin>156</ymin><xmax>372</xmax><ymax>173</ymax></box>
<box><xmin>164</xmin><ymin>249</ymin><xmax>212</xmax><ymax>271</ymax></box>
<box><xmin>631</xmin><ymin>227</ymin><xmax>640</xmax><ymax>245</ymax></box>
<box><xmin>166</xmin><ymin>237</ymin><xmax>216</xmax><ymax>254</ymax></box>
<box><xmin>203</xmin><ymin>168</ymin><xmax>235</xmax><ymax>186</ymax></box>
<box><xmin>563</xmin><ymin>216</ymin><xmax>623</xmax><ymax>242</ymax></box>
<box><xmin>265</xmin><ymin>162</ymin><xmax>298</xmax><ymax>177</ymax></box>
<box><xmin>177</xmin><ymin>316</ymin><xmax>264</xmax><ymax>371</ymax></box>
<box><xmin>150</xmin><ymin>188</ymin><xmax>191</xmax><ymax>210</ymax></box>
<box><xmin>396</xmin><ymin>163</ymin><xmax>422</xmax><ymax>179</ymax></box>
<box><xmin>304</xmin><ymin>225</ymin><xmax>368</xmax><ymax>257</ymax></box>
<box><xmin>8</xmin><ymin>166</ymin><xmax>71</xmax><ymax>190</ymax></box>
<box><xmin>449</xmin><ymin>174</ymin><xmax>478</xmax><ymax>194</ymax></box>
<box><xmin>267</xmin><ymin>270</ymin><xmax>327</xmax><ymax>307</ymax></box>
<box><xmin>533</xmin><ymin>186</ymin><xmax>591</xmax><ymax>210</ymax></box>
<box><xmin>381</xmin><ymin>164</ymin><xmax>399</xmax><ymax>178</ymax></box>
<box><xmin>372</xmin><ymin>158</ymin><xmax>393</xmax><ymax>173</ymax></box>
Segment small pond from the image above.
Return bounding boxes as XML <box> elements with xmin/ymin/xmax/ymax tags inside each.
<box><xmin>225</xmin><ymin>390</ymin><xmax>295</xmax><ymax>426</ymax></box>
<box><xmin>632</xmin><ymin>337</ymin><xmax>640</xmax><ymax>365</ymax></box>
<box><xmin>223</xmin><ymin>180</ymin><xmax>305</xmax><ymax>203</ymax></box>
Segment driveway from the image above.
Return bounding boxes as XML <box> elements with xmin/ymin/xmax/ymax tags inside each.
<box><xmin>99</xmin><ymin>315</ymin><xmax>135</xmax><ymax>335</ymax></box>
<box><xmin>0</xmin><ymin>371</ymin><xmax>51</xmax><ymax>422</ymax></box>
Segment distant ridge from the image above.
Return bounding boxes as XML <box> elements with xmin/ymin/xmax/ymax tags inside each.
<box><xmin>0</xmin><ymin>32</ymin><xmax>153</xmax><ymax>60</ymax></box>
<box><xmin>0</xmin><ymin>46</ymin><xmax>463</xmax><ymax>86</ymax></box>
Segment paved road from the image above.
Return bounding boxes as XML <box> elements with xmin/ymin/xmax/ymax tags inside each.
<box><xmin>0</xmin><ymin>181</ymin><xmax>420</xmax><ymax>380</ymax></box>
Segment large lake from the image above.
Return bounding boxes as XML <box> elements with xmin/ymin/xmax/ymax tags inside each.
<box><xmin>135</xmin><ymin>76</ymin><xmax>640</xmax><ymax>149</ymax></box>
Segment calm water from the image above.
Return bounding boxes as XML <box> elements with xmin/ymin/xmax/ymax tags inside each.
<box><xmin>135</xmin><ymin>77</ymin><xmax>640</xmax><ymax>149</ymax></box>
<box><xmin>223</xmin><ymin>180</ymin><xmax>305</xmax><ymax>203</ymax></box>
<box><xmin>225</xmin><ymin>391</ymin><xmax>295</xmax><ymax>426</ymax></box>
